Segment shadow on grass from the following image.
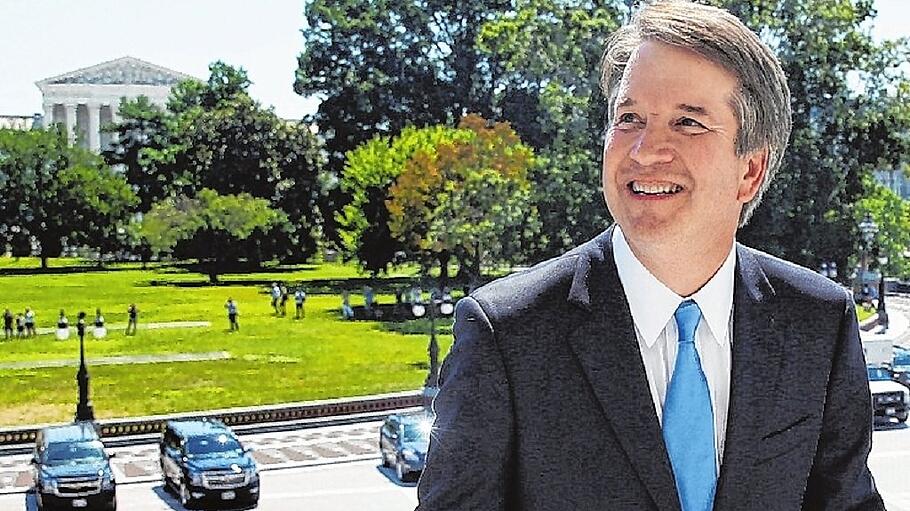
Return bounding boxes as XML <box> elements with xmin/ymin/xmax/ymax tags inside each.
<box><xmin>0</xmin><ymin>265</ymin><xmax>139</xmax><ymax>276</ymax></box>
<box><xmin>144</xmin><ymin>276</ymin><xmax>423</xmax><ymax>292</ymax></box>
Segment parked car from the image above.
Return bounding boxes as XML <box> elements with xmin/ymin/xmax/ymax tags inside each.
<box><xmin>159</xmin><ymin>419</ymin><xmax>259</xmax><ymax>509</ymax></box>
<box><xmin>891</xmin><ymin>346</ymin><xmax>910</xmax><ymax>389</ymax></box>
<box><xmin>31</xmin><ymin>421</ymin><xmax>117</xmax><ymax>511</ymax></box>
<box><xmin>379</xmin><ymin>412</ymin><xmax>433</xmax><ymax>482</ymax></box>
<box><xmin>867</xmin><ymin>366</ymin><xmax>909</xmax><ymax>426</ymax></box>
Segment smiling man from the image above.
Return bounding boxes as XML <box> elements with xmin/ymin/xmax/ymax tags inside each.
<box><xmin>416</xmin><ymin>1</ymin><xmax>883</xmax><ymax>510</ymax></box>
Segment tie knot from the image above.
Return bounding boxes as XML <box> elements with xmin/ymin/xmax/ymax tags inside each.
<box><xmin>674</xmin><ymin>300</ymin><xmax>702</xmax><ymax>343</ymax></box>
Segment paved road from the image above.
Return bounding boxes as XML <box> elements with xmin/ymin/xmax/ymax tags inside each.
<box><xmin>1</xmin><ymin>422</ymin><xmax>907</xmax><ymax>510</ymax></box>
<box><xmin>2</xmin><ymin>460</ymin><xmax>418</xmax><ymax>511</ymax></box>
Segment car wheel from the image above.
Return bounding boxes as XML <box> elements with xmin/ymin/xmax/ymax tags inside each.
<box><xmin>380</xmin><ymin>444</ymin><xmax>390</xmax><ymax>468</ymax></box>
<box><xmin>179</xmin><ymin>479</ymin><xmax>194</xmax><ymax>509</ymax></box>
<box><xmin>396</xmin><ymin>459</ymin><xmax>408</xmax><ymax>483</ymax></box>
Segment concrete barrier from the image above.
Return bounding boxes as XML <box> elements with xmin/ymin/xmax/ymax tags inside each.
<box><xmin>0</xmin><ymin>390</ymin><xmax>423</xmax><ymax>448</ymax></box>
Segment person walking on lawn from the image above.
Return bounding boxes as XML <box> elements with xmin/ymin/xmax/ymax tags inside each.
<box><xmin>295</xmin><ymin>288</ymin><xmax>306</xmax><ymax>319</ymax></box>
<box><xmin>225</xmin><ymin>297</ymin><xmax>239</xmax><ymax>331</ymax></box>
<box><xmin>126</xmin><ymin>303</ymin><xmax>138</xmax><ymax>335</ymax></box>
<box><xmin>23</xmin><ymin>307</ymin><xmax>36</xmax><ymax>338</ymax></box>
<box><xmin>3</xmin><ymin>309</ymin><xmax>12</xmax><ymax>340</ymax></box>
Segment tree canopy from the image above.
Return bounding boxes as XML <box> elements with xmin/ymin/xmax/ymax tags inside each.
<box><xmin>141</xmin><ymin>188</ymin><xmax>288</xmax><ymax>282</ymax></box>
<box><xmin>0</xmin><ymin>127</ymin><xmax>137</xmax><ymax>267</ymax></box>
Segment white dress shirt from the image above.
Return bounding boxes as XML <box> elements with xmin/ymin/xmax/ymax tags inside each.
<box><xmin>611</xmin><ymin>226</ymin><xmax>734</xmax><ymax>469</ymax></box>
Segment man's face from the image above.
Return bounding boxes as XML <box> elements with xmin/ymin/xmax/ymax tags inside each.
<box><xmin>602</xmin><ymin>41</ymin><xmax>766</xmax><ymax>253</ymax></box>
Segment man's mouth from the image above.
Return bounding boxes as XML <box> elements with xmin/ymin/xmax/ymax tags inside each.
<box><xmin>628</xmin><ymin>181</ymin><xmax>683</xmax><ymax>196</ymax></box>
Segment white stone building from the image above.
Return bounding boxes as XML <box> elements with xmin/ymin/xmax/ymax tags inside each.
<box><xmin>0</xmin><ymin>114</ymin><xmax>41</xmax><ymax>130</ymax></box>
<box><xmin>36</xmin><ymin>56</ymin><xmax>196</xmax><ymax>152</ymax></box>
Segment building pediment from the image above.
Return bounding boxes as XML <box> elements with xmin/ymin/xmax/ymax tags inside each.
<box><xmin>36</xmin><ymin>56</ymin><xmax>197</xmax><ymax>88</ymax></box>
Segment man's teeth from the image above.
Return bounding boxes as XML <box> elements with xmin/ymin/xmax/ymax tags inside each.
<box><xmin>630</xmin><ymin>182</ymin><xmax>682</xmax><ymax>195</ymax></box>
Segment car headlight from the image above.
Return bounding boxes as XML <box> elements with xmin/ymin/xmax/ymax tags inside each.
<box><xmin>40</xmin><ymin>475</ymin><xmax>57</xmax><ymax>491</ymax></box>
<box><xmin>402</xmin><ymin>448</ymin><xmax>419</xmax><ymax>462</ymax></box>
<box><xmin>189</xmin><ymin>472</ymin><xmax>203</xmax><ymax>486</ymax></box>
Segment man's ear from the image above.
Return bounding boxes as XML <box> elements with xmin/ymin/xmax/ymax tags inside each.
<box><xmin>738</xmin><ymin>148</ymin><xmax>768</xmax><ymax>203</ymax></box>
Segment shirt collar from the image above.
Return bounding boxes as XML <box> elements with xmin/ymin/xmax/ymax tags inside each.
<box><xmin>612</xmin><ymin>226</ymin><xmax>735</xmax><ymax>347</ymax></box>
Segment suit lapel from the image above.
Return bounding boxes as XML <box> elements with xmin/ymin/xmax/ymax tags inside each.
<box><xmin>566</xmin><ymin>228</ymin><xmax>681</xmax><ymax>511</ymax></box>
<box><xmin>714</xmin><ymin>245</ymin><xmax>783</xmax><ymax>510</ymax></box>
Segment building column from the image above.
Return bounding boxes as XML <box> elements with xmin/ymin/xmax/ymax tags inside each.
<box><xmin>87</xmin><ymin>103</ymin><xmax>101</xmax><ymax>152</ymax></box>
<box><xmin>43</xmin><ymin>104</ymin><xmax>55</xmax><ymax>128</ymax></box>
<box><xmin>63</xmin><ymin>104</ymin><xmax>77</xmax><ymax>145</ymax></box>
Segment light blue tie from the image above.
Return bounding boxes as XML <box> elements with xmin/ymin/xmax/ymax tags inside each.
<box><xmin>663</xmin><ymin>300</ymin><xmax>717</xmax><ymax>511</ymax></box>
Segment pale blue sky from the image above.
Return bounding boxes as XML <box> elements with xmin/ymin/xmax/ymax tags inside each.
<box><xmin>0</xmin><ymin>0</ymin><xmax>907</xmax><ymax>119</ymax></box>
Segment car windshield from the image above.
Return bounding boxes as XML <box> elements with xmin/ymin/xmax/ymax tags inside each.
<box><xmin>44</xmin><ymin>441</ymin><xmax>105</xmax><ymax>465</ymax></box>
<box><xmin>401</xmin><ymin>420</ymin><xmax>431</xmax><ymax>443</ymax></box>
<box><xmin>867</xmin><ymin>367</ymin><xmax>891</xmax><ymax>381</ymax></box>
<box><xmin>185</xmin><ymin>434</ymin><xmax>243</xmax><ymax>457</ymax></box>
<box><xmin>894</xmin><ymin>348</ymin><xmax>910</xmax><ymax>366</ymax></box>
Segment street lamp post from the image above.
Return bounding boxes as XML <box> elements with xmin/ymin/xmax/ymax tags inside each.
<box><xmin>412</xmin><ymin>289</ymin><xmax>454</xmax><ymax>408</ymax></box>
<box><xmin>878</xmin><ymin>254</ymin><xmax>889</xmax><ymax>332</ymax></box>
<box><xmin>75</xmin><ymin>311</ymin><xmax>95</xmax><ymax>422</ymax></box>
<box><xmin>858</xmin><ymin>215</ymin><xmax>879</xmax><ymax>300</ymax></box>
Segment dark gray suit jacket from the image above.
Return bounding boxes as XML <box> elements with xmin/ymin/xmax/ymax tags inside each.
<box><xmin>417</xmin><ymin>228</ymin><xmax>884</xmax><ymax>510</ymax></box>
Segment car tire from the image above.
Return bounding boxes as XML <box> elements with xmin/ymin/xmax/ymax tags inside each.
<box><xmin>380</xmin><ymin>443</ymin><xmax>390</xmax><ymax>468</ymax></box>
<box><xmin>396</xmin><ymin>459</ymin><xmax>409</xmax><ymax>483</ymax></box>
<box><xmin>179</xmin><ymin>479</ymin><xmax>195</xmax><ymax>510</ymax></box>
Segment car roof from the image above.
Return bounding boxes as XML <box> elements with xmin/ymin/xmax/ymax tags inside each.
<box><xmin>167</xmin><ymin>419</ymin><xmax>232</xmax><ymax>437</ymax></box>
<box><xmin>41</xmin><ymin>422</ymin><xmax>99</xmax><ymax>443</ymax></box>
<box><xmin>397</xmin><ymin>413</ymin><xmax>433</xmax><ymax>426</ymax></box>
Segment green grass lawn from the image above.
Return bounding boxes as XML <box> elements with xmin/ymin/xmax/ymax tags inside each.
<box><xmin>0</xmin><ymin>258</ymin><xmax>452</xmax><ymax>426</ymax></box>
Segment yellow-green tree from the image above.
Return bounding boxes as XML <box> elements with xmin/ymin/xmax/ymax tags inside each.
<box><xmin>386</xmin><ymin>114</ymin><xmax>539</xmax><ymax>285</ymax></box>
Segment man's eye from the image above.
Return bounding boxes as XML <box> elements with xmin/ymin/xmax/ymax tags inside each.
<box><xmin>677</xmin><ymin>117</ymin><xmax>707</xmax><ymax>129</ymax></box>
<box><xmin>615</xmin><ymin>113</ymin><xmax>641</xmax><ymax>125</ymax></box>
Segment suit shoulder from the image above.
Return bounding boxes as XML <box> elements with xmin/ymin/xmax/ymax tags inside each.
<box><xmin>744</xmin><ymin>246</ymin><xmax>849</xmax><ymax>305</ymax></box>
<box><xmin>472</xmin><ymin>252</ymin><xmax>580</xmax><ymax>315</ymax></box>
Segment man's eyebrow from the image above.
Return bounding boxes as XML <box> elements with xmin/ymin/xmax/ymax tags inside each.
<box><xmin>677</xmin><ymin>103</ymin><xmax>710</xmax><ymax>116</ymax></box>
<box><xmin>616</xmin><ymin>97</ymin><xmax>635</xmax><ymax>108</ymax></box>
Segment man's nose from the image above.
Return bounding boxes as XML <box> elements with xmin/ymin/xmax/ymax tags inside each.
<box><xmin>630</xmin><ymin>125</ymin><xmax>674</xmax><ymax>167</ymax></box>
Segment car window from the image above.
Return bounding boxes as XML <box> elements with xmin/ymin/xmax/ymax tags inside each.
<box><xmin>185</xmin><ymin>434</ymin><xmax>243</xmax><ymax>457</ymax></box>
<box><xmin>401</xmin><ymin>420</ymin><xmax>431</xmax><ymax>443</ymax></box>
<box><xmin>867</xmin><ymin>367</ymin><xmax>892</xmax><ymax>381</ymax></box>
<box><xmin>44</xmin><ymin>441</ymin><xmax>105</xmax><ymax>465</ymax></box>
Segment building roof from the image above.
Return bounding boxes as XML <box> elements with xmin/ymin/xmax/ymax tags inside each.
<box><xmin>36</xmin><ymin>56</ymin><xmax>198</xmax><ymax>88</ymax></box>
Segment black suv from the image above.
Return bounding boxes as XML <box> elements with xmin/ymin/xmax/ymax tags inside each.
<box><xmin>31</xmin><ymin>421</ymin><xmax>117</xmax><ymax>511</ymax></box>
<box><xmin>159</xmin><ymin>419</ymin><xmax>259</xmax><ymax>509</ymax></box>
<box><xmin>379</xmin><ymin>412</ymin><xmax>433</xmax><ymax>482</ymax></box>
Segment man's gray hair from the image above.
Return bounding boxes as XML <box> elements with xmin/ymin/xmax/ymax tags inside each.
<box><xmin>601</xmin><ymin>0</ymin><xmax>792</xmax><ymax>226</ymax></box>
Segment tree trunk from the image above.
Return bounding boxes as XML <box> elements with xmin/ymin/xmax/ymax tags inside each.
<box><xmin>41</xmin><ymin>256</ymin><xmax>49</xmax><ymax>269</ymax></box>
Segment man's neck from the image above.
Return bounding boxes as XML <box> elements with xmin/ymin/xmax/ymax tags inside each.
<box><xmin>624</xmin><ymin>233</ymin><xmax>735</xmax><ymax>297</ymax></box>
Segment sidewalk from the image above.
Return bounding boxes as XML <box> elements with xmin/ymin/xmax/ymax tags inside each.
<box><xmin>860</xmin><ymin>308</ymin><xmax>908</xmax><ymax>345</ymax></box>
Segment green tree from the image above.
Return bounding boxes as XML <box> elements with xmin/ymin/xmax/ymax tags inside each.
<box><xmin>102</xmin><ymin>95</ymin><xmax>185</xmax><ymax>212</ymax></box>
<box><xmin>856</xmin><ymin>176</ymin><xmax>910</xmax><ymax>279</ymax></box>
<box><xmin>385</xmin><ymin>115</ymin><xmax>539</xmax><ymax>285</ymax></box>
<box><xmin>477</xmin><ymin>1</ymin><xmax>622</xmax><ymax>260</ymax></box>
<box><xmin>337</xmin><ymin>124</ymin><xmax>470</xmax><ymax>274</ymax></box>
<box><xmin>0</xmin><ymin>128</ymin><xmax>136</xmax><ymax>268</ymax></box>
<box><xmin>718</xmin><ymin>0</ymin><xmax>910</xmax><ymax>274</ymax></box>
<box><xmin>141</xmin><ymin>189</ymin><xmax>288</xmax><ymax>283</ymax></box>
<box><xmin>108</xmin><ymin>62</ymin><xmax>325</xmax><ymax>264</ymax></box>
<box><xmin>295</xmin><ymin>0</ymin><xmax>511</xmax><ymax>246</ymax></box>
